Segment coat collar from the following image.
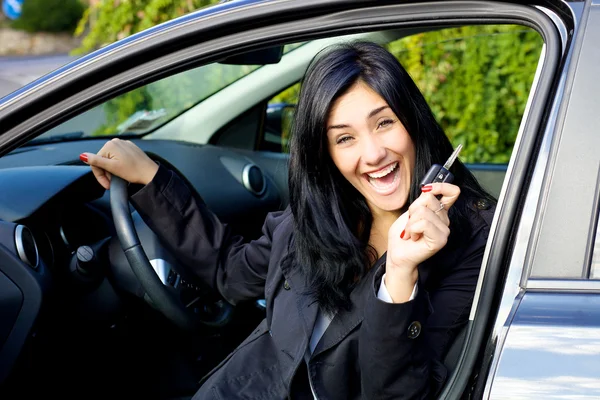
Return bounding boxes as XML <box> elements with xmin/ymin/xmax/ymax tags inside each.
<box><xmin>311</xmin><ymin>254</ymin><xmax>385</xmax><ymax>358</ymax></box>
<box><xmin>280</xmin><ymin>249</ymin><xmax>387</xmax><ymax>359</ymax></box>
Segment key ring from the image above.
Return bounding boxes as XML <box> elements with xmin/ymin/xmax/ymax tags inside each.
<box><xmin>434</xmin><ymin>202</ymin><xmax>445</xmax><ymax>214</ymax></box>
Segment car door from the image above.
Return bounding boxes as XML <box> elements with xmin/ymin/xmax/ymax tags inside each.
<box><xmin>0</xmin><ymin>0</ymin><xmax>573</xmax><ymax>398</ymax></box>
<box><xmin>479</xmin><ymin>1</ymin><xmax>600</xmax><ymax>398</ymax></box>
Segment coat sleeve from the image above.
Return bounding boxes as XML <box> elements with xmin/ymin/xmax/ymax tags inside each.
<box><xmin>359</xmin><ymin>213</ymin><xmax>491</xmax><ymax>399</ymax></box>
<box><xmin>129</xmin><ymin>164</ymin><xmax>289</xmax><ymax>305</ymax></box>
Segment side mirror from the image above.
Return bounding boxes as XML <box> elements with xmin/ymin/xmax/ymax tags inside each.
<box><xmin>262</xmin><ymin>103</ymin><xmax>295</xmax><ymax>152</ymax></box>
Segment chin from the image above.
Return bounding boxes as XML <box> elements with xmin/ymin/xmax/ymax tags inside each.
<box><xmin>369</xmin><ymin>193</ymin><xmax>409</xmax><ymax>214</ymax></box>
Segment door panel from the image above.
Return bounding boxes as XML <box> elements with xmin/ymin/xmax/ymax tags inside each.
<box><xmin>489</xmin><ymin>292</ymin><xmax>600</xmax><ymax>399</ymax></box>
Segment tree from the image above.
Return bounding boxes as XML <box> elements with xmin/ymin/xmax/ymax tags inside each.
<box><xmin>74</xmin><ymin>3</ymin><xmax>543</xmax><ymax>163</ymax></box>
<box><xmin>73</xmin><ymin>0</ymin><xmax>218</xmax><ymax>55</ymax></box>
<box><xmin>387</xmin><ymin>25</ymin><xmax>543</xmax><ymax>163</ymax></box>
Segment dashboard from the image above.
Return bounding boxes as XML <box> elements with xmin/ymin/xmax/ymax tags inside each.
<box><xmin>0</xmin><ymin>138</ymin><xmax>288</xmax><ymax>386</ymax></box>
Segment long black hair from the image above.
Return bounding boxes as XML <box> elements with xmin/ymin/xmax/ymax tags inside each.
<box><xmin>288</xmin><ymin>41</ymin><xmax>493</xmax><ymax>315</ymax></box>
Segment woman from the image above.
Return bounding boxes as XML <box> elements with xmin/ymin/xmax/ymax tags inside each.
<box><xmin>81</xmin><ymin>41</ymin><xmax>495</xmax><ymax>399</ymax></box>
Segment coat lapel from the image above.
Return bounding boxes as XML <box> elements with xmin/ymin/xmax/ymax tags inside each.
<box><xmin>280</xmin><ymin>252</ymin><xmax>319</xmax><ymax>342</ymax></box>
<box><xmin>310</xmin><ymin>254</ymin><xmax>386</xmax><ymax>358</ymax></box>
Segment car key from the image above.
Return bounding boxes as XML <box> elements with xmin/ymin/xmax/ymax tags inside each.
<box><xmin>419</xmin><ymin>144</ymin><xmax>463</xmax><ymax>187</ymax></box>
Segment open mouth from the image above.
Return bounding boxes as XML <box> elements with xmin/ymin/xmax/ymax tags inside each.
<box><xmin>365</xmin><ymin>162</ymin><xmax>400</xmax><ymax>194</ymax></box>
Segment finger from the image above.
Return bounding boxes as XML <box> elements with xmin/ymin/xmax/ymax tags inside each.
<box><xmin>90</xmin><ymin>165</ymin><xmax>110</xmax><ymax>190</ymax></box>
<box><xmin>409</xmin><ymin>198</ymin><xmax>450</xmax><ymax>230</ymax></box>
<box><xmin>408</xmin><ymin>205</ymin><xmax>449</xmax><ymax>233</ymax></box>
<box><xmin>410</xmin><ymin>190</ymin><xmax>445</xmax><ymax>212</ymax></box>
<box><xmin>82</xmin><ymin>151</ymin><xmax>119</xmax><ymax>189</ymax></box>
<box><xmin>420</xmin><ymin>182</ymin><xmax>461</xmax><ymax>209</ymax></box>
<box><xmin>409</xmin><ymin>194</ymin><xmax>450</xmax><ymax>226</ymax></box>
<box><xmin>402</xmin><ymin>209</ymin><xmax>446</xmax><ymax>242</ymax></box>
<box><xmin>405</xmin><ymin>218</ymin><xmax>450</xmax><ymax>247</ymax></box>
<box><xmin>390</xmin><ymin>210</ymin><xmax>410</xmax><ymax>239</ymax></box>
<box><xmin>81</xmin><ymin>152</ymin><xmax>116</xmax><ymax>171</ymax></box>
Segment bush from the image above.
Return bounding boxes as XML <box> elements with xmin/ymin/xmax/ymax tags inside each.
<box><xmin>73</xmin><ymin>0</ymin><xmax>218</xmax><ymax>55</ymax></box>
<box><xmin>272</xmin><ymin>26</ymin><xmax>543</xmax><ymax>163</ymax></box>
<box><xmin>12</xmin><ymin>0</ymin><xmax>85</xmax><ymax>33</ymax></box>
<box><xmin>74</xmin><ymin>0</ymin><xmax>542</xmax><ymax>164</ymax></box>
<box><xmin>387</xmin><ymin>25</ymin><xmax>543</xmax><ymax>163</ymax></box>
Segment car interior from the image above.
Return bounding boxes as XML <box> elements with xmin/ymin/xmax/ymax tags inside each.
<box><xmin>0</xmin><ymin>20</ymin><xmax>543</xmax><ymax>399</ymax></box>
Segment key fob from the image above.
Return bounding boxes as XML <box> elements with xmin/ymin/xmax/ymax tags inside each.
<box><xmin>420</xmin><ymin>164</ymin><xmax>455</xmax><ymax>187</ymax></box>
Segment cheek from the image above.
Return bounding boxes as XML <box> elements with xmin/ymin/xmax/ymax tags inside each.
<box><xmin>397</xmin><ymin>135</ymin><xmax>415</xmax><ymax>166</ymax></box>
<box><xmin>392</xmin><ymin>134</ymin><xmax>415</xmax><ymax>182</ymax></box>
<box><xmin>330</xmin><ymin>148</ymin><xmax>358</xmax><ymax>179</ymax></box>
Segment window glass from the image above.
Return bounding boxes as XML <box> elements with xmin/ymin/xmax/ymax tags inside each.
<box><xmin>40</xmin><ymin>63</ymin><xmax>261</xmax><ymax>140</ymax></box>
<box><xmin>388</xmin><ymin>25</ymin><xmax>542</xmax><ymax>165</ymax></box>
<box><xmin>264</xmin><ymin>25</ymin><xmax>543</xmax><ymax>166</ymax></box>
<box><xmin>36</xmin><ymin>43</ymin><xmax>305</xmax><ymax>142</ymax></box>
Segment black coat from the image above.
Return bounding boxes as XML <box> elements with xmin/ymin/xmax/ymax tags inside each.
<box><xmin>130</xmin><ymin>165</ymin><xmax>494</xmax><ymax>400</ymax></box>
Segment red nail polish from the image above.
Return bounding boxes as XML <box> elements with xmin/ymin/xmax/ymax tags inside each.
<box><xmin>79</xmin><ymin>153</ymin><xmax>88</xmax><ymax>163</ymax></box>
<box><xmin>400</xmin><ymin>230</ymin><xmax>405</xmax><ymax>239</ymax></box>
<box><xmin>421</xmin><ymin>184</ymin><xmax>432</xmax><ymax>192</ymax></box>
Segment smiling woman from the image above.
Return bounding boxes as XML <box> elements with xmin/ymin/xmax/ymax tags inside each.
<box><xmin>326</xmin><ymin>84</ymin><xmax>415</xmax><ymax>215</ymax></box>
<box><xmin>78</xmin><ymin>40</ymin><xmax>495</xmax><ymax>399</ymax></box>
<box><xmin>0</xmin><ymin>1</ymin><xmax>559</xmax><ymax>398</ymax></box>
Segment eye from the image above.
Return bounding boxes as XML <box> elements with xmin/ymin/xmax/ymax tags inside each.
<box><xmin>336</xmin><ymin>135</ymin><xmax>353</xmax><ymax>145</ymax></box>
<box><xmin>377</xmin><ymin>119</ymin><xmax>394</xmax><ymax>129</ymax></box>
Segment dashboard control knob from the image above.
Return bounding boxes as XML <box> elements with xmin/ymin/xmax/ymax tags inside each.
<box><xmin>76</xmin><ymin>245</ymin><xmax>97</xmax><ymax>275</ymax></box>
<box><xmin>68</xmin><ymin>238</ymin><xmax>110</xmax><ymax>288</ymax></box>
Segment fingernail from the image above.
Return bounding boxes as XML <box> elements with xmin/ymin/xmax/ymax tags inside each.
<box><xmin>421</xmin><ymin>184</ymin><xmax>432</xmax><ymax>192</ymax></box>
<box><xmin>400</xmin><ymin>230</ymin><xmax>405</xmax><ymax>239</ymax></box>
<box><xmin>79</xmin><ymin>153</ymin><xmax>88</xmax><ymax>163</ymax></box>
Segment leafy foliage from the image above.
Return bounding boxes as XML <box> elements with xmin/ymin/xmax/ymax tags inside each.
<box><xmin>387</xmin><ymin>25</ymin><xmax>543</xmax><ymax>163</ymax></box>
<box><xmin>73</xmin><ymin>0</ymin><xmax>218</xmax><ymax>55</ymax></box>
<box><xmin>270</xmin><ymin>26</ymin><xmax>543</xmax><ymax>163</ymax></box>
<box><xmin>12</xmin><ymin>0</ymin><xmax>84</xmax><ymax>33</ymax></box>
<box><xmin>74</xmin><ymin>0</ymin><xmax>542</xmax><ymax>163</ymax></box>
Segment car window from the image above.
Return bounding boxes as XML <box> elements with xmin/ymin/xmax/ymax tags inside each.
<box><xmin>40</xmin><ymin>63</ymin><xmax>261</xmax><ymax>140</ymax></box>
<box><xmin>35</xmin><ymin>43</ymin><xmax>305</xmax><ymax>142</ymax></box>
<box><xmin>262</xmin><ymin>25</ymin><xmax>543</xmax><ymax>194</ymax></box>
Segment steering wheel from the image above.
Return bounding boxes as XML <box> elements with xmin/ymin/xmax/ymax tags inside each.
<box><xmin>110</xmin><ymin>175</ymin><xmax>233</xmax><ymax>331</ymax></box>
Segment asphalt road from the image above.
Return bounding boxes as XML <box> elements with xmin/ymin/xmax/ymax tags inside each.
<box><xmin>0</xmin><ymin>54</ymin><xmax>77</xmax><ymax>98</ymax></box>
<box><xmin>0</xmin><ymin>54</ymin><xmax>107</xmax><ymax>138</ymax></box>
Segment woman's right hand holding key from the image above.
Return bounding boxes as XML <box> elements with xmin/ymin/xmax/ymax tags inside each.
<box><xmin>79</xmin><ymin>138</ymin><xmax>158</xmax><ymax>190</ymax></box>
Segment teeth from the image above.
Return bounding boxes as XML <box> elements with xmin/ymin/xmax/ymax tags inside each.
<box><xmin>367</xmin><ymin>162</ymin><xmax>398</xmax><ymax>178</ymax></box>
<box><xmin>368</xmin><ymin>168</ymin><xmax>399</xmax><ymax>190</ymax></box>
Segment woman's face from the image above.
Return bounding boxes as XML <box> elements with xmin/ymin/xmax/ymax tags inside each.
<box><xmin>327</xmin><ymin>81</ymin><xmax>416</xmax><ymax>216</ymax></box>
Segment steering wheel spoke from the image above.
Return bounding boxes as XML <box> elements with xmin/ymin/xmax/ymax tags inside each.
<box><xmin>110</xmin><ymin>175</ymin><xmax>233</xmax><ymax>330</ymax></box>
<box><xmin>149</xmin><ymin>258</ymin><xmax>181</xmax><ymax>288</ymax></box>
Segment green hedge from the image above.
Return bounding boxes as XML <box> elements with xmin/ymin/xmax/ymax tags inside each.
<box><xmin>12</xmin><ymin>0</ymin><xmax>84</xmax><ymax>33</ymax></box>
<box><xmin>271</xmin><ymin>26</ymin><xmax>542</xmax><ymax>163</ymax></box>
<box><xmin>73</xmin><ymin>0</ymin><xmax>217</xmax><ymax>55</ymax></box>
<box><xmin>75</xmin><ymin>1</ymin><xmax>542</xmax><ymax>164</ymax></box>
<box><xmin>388</xmin><ymin>25</ymin><xmax>543</xmax><ymax>163</ymax></box>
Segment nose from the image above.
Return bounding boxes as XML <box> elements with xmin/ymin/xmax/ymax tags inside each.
<box><xmin>361</xmin><ymin>134</ymin><xmax>387</xmax><ymax>166</ymax></box>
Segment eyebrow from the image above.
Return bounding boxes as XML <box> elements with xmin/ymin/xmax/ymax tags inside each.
<box><xmin>327</xmin><ymin>105</ymin><xmax>390</xmax><ymax>131</ymax></box>
<box><xmin>368</xmin><ymin>105</ymin><xmax>390</xmax><ymax>119</ymax></box>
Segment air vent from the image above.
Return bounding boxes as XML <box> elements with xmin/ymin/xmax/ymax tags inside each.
<box><xmin>15</xmin><ymin>225</ymin><xmax>39</xmax><ymax>269</ymax></box>
<box><xmin>242</xmin><ymin>164</ymin><xmax>266</xmax><ymax>196</ymax></box>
